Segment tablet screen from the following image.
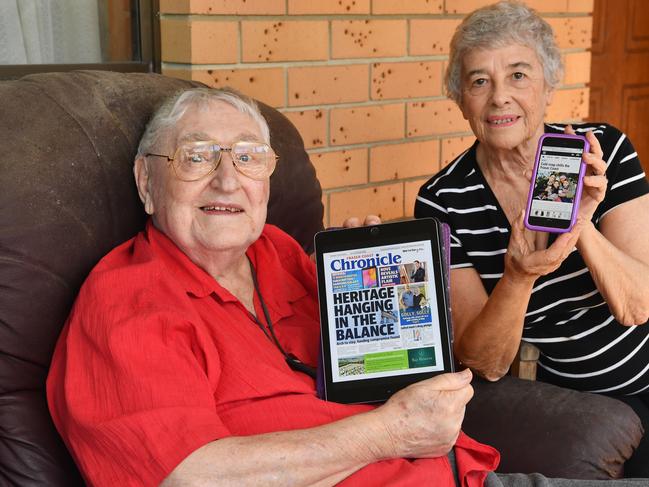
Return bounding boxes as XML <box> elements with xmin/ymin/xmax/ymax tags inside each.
<box><xmin>322</xmin><ymin>240</ymin><xmax>447</xmax><ymax>383</ymax></box>
<box><xmin>315</xmin><ymin>218</ymin><xmax>454</xmax><ymax>404</ymax></box>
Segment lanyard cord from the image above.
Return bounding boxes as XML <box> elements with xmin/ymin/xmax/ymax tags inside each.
<box><xmin>247</xmin><ymin>258</ymin><xmax>317</xmax><ymax>379</ymax></box>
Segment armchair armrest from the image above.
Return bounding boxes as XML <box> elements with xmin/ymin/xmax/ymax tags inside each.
<box><xmin>463</xmin><ymin>375</ymin><xmax>643</xmax><ymax>479</ymax></box>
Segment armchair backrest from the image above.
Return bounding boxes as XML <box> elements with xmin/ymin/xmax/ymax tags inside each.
<box><xmin>0</xmin><ymin>71</ymin><xmax>323</xmax><ymax>486</ymax></box>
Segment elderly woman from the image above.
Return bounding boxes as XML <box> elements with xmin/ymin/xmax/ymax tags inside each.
<box><xmin>415</xmin><ymin>1</ymin><xmax>649</xmax><ymax>477</ymax></box>
<box><xmin>46</xmin><ymin>87</ymin><xmax>502</xmax><ymax>487</ymax></box>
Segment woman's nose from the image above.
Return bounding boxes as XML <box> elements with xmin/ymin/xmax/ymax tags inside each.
<box><xmin>489</xmin><ymin>79</ymin><xmax>511</xmax><ymax>106</ymax></box>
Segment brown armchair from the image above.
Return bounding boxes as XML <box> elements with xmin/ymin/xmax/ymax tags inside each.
<box><xmin>0</xmin><ymin>71</ymin><xmax>642</xmax><ymax>486</ymax></box>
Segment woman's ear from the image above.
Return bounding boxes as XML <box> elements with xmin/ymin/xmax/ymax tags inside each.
<box><xmin>545</xmin><ymin>84</ymin><xmax>555</xmax><ymax>108</ymax></box>
<box><xmin>134</xmin><ymin>156</ymin><xmax>155</xmax><ymax>215</ymax></box>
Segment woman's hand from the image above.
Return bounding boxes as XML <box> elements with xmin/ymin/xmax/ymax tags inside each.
<box><xmin>504</xmin><ymin>212</ymin><xmax>580</xmax><ymax>282</ymax></box>
<box><xmin>310</xmin><ymin>215</ymin><xmax>382</xmax><ymax>261</ymax></box>
<box><xmin>565</xmin><ymin>125</ymin><xmax>608</xmax><ymax>223</ymax></box>
<box><xmin>503</xmin><ymin>126</ymin><xmax>606</xmax><ymax>282</ymax></box>
<box><xmin>342</xmin><ymin>215</ymin><xmax>382</xmax><ymax>228</ymax></box>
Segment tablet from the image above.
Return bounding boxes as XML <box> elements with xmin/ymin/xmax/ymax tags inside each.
<box><xmin>314</xmin><ymin>218</ymin><xmax>454</xmax><ymax>404</ymax></box>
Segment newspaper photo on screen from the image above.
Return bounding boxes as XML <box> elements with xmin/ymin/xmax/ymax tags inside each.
<box><xmin>322</xmin><ymin>240</ymin><xmax>447</xmax><ymax>383</ymax></box>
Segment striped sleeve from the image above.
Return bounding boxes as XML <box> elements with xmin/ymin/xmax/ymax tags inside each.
<box><xmin>415</xmin><ymin>184</ymin><xmax>472</xmax><ymax>269</ymax></box>
<box><xmin>596</xmin><ymin>126</ymin><xmax>649</xmax><ymax>219</ymax></box>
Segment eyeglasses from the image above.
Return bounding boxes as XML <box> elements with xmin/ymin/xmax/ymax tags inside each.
<box><xmin>146</xmin><ymin>140</ymin><xmax>278</xmax><ymax>181</ymax></box>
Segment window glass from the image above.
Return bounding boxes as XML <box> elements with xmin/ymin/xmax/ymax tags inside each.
<box><xmin>0</xmin><ymin>0</ymin><xmax>144</xmax><ymax>65</ymax></box>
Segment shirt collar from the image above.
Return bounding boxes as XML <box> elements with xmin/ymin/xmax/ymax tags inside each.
<box><xmin>144</xmin><ymin>220</ymin><xmax>308</xmax><ymax>313</ymax></box>
<box><xmin>246</xmin><ymin>226</ymin><xmax>309</xmax><ymax>320</ymax></box>
<box><xmin>144</xmin><ymin>220</ymin><xmax>229</xmax><ymax>299</ymax></box>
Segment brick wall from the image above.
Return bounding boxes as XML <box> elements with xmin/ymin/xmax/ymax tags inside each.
<box><xmin>160</xmin><ymin>0</ymin><xmax>593</xmax><ymax>226</ymax></box>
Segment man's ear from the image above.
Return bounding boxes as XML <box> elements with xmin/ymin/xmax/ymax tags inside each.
<box><xmin>134</xmin><ymin>156</ymin><xmax>155</xmax><ymax>215</ymax></box>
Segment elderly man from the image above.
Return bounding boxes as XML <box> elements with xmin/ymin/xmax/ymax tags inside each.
<box><xmin>46</xmin><ymin>87</ymin><xmax>495</xmax><ymax>487</ymax></box>
<box><xmin>47</xmin><ymin>87</ymin><xmax>648</xmax><ymax>487</ymax></box>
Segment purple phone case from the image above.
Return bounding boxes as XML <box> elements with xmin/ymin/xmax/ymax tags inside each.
<box><xmin>524</xmin><ymin>133</ymin><xmax>590</xmax><ymax>233</ymax></box>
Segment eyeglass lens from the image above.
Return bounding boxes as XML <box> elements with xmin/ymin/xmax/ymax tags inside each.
<box><xmin>174</xmin><ymin>141</ymin><xmax>276</xmax><ymax>181</ymax></box>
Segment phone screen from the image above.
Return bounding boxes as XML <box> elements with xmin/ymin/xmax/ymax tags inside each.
<box><xmin>527</xmin><ymin>136</ymin><xmax>585</xmax><ymax>230</ymax></box>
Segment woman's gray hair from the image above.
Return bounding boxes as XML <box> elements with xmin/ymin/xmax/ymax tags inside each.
<box><xmin>445</xmin><ymin>1</ymin><xmax>563</xmax><ymax>103</ymax></box>
<box><xmin>136</xmin><ymin>86</ymin><xmax>270</xmax><ymax>157</ymax></box>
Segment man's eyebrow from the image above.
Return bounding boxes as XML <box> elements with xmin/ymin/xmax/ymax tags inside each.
<box><xmin>178</xmin><ymin>131</ymin><xmax>211</xmax><ymax>143</ymax></box>
<box><xmin>177</xmin><ymin>131</ymin><xmax>262</xmax><ymax>143</ymax></box>
<box><xmin>237</xmin><ymin>132</ymin><xmax>263</xmax><ymax>142</ymax></box>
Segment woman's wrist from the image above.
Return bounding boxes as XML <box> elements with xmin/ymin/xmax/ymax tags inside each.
<box><xmin>575</xmin><ymin>219</ymin><xmax>598</xmax><ymax>251</ymax></box>
<box><xmin>500</xmin><ymin>266</ymin><xmax>537</xmax><ymax>290</ymax></box>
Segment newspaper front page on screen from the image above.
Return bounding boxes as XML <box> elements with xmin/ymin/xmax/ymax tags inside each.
<box><xmin>323</xmin><ymin>240</ymin><xmax>446</xmax><ymax>383</ymax></box>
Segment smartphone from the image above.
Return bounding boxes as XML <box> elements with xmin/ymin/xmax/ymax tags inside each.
<box><xmin>524</xmin><ymin>133</ymin><xmax>590</xmax><ymax>233</ymax></box>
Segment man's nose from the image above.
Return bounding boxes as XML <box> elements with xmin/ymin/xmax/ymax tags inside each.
<box><xmin>209</xmin><ymin>151</ymin><xmax>241</xmax><ymax>190</ymax></box>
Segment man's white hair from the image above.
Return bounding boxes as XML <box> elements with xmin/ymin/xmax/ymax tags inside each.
<box><xmin>137</xmin><ymin>87</ymin><xmax>270</xmax><ymax>157</ymax></box>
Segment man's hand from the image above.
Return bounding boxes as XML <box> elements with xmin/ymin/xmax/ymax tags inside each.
<box><xmin>369</xmin><ymin>369</ymin><xmax>473</xmax><ymax>460</ymax></box>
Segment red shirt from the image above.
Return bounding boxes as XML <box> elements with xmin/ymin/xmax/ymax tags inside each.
<box><xmin>47</xmin><ymin>221</ymin><xmax>498</xmax><ymax>486</ymax></box>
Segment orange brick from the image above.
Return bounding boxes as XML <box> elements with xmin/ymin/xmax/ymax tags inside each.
<box><xmin>242</xmin><ymin>20</ymin><xmax>328</xmax><ymax>62</ymax></box>
<box><xmin>186</xmin><ymin>68</ymin><xmax>285</xmax><ymax>107</ymax></box>
<box><xmin>329</xmin><ymin>183</ymin><xmax>404</xmax><ymax>223</ymax></box>
<box><xmin>547</xmin><ymin>88</ymin><xmax>589</xmax><ymax>122</ymax></box>
<box><xmin>163</xmin><ymin>66</ymin><xmax>286</xmax><ymax>109</ymax></box>
<box><xmin>568</xmin><ymin>0</ymin><xmax>594</xmax><ymax>12</ymax></box>
<box><xmin>446</xmin><ymin>0</ymin><xmax>569</xmax><ymax>13</ymax></box>
<box><xmin>444</xmin><ymin>0</ymin><xmax>492</xmax><ymax>13</ymax></box>
<box><xmin>409</xmin><ymin>19</ymin><xmax>460</xmax><ymax>56</ymax></box>
<box><xmin>161</xmin><ymin>18</ymin><xmax>191</xmax><ymax>63</ymax></box>
<box><xmin>547</xmin><ymin>17</ymin><xmax>592</xmax><ymax>49</ymax></box>
<box><xmin>288</xmin><ymin>0</ymin><xmax>369</xmax><ymax>14</ymax></box>
<box><xmin>161</xmin><ymin>18</ymin><xmax>238</xmax><ymax>63</ymax></box>
<box><xmin>330</xmin><ymin>104</ymin><xmax>405</xmax><ymax>145</ymax></box>
<box><xmin>407</xmin><ymin>99</ymin><xmax>470</xmax><ymax>138</ymax></box>
<box><xmin>563</xmin><ymin>51</ymin><xmax>591</xmax><ymax>85</ymax></box>
<box><xmin>370</xmin><ymin>140</ymin><xmax>440</xmax><ymax>182</ymax></box>
<box><xmin>371</xmin><ymin>61</ymin><xmax>443</xmax><ymax>100</ymax></box>
<box><xmin>162</xmin><ymin>67</ymin><xmax>193</xmax><ymax>81</ymax></box>
<box><xmin>288</xmin><ymin>65</ymin><xmax>369</xmax><ymax>107</ymax></box>
<box><xmin>441</xmin><ymin>135</ymin><xmax>476</xmax><ymax>166</ymax></box>
<box><xmin>332</xmin><ymin>20</ymin><xmax>407</xmax><ymax>59</ymax></box>
<box><xmin>160</xmin><ymin>0</ymin><xmax>189</xmax><ymax>12</ymax></box>
<box><xmin>372</xmin><ymin>0</ymin><xmax>443</xmax><ymax>14</ymax></box>
<box><xmin>518</xmin><ymin>0</ymin><xmax>568</xmax><ymax>11</ymax></box>
<box><xmin>404</xmin><ymin>178</ymin><xmax>430</xmax><ymax>217</ymax></box>
<box><xmin>311</xmin><ymin>149</ymin><xmax>368</xmax><ymax>189</ymax></box>
<box><xmin>161</xmin><ymin>0</ymin><xmax>285</xmax><ymax>14</ymax></box>
<box><xmin>283</xmin><ymin>109</ymin><xmax>327</xmax><ymax>149</ymax></box>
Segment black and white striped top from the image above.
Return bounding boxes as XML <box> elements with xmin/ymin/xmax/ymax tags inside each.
<box><xmin>415</xmin><ymin>123</ymin><xmax>649</xmax><ymax>395</ymax></box>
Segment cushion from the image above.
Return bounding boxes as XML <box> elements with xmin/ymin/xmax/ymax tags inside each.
<box><xmin>464</xmin><ymin>375</ymin><xmax>644</xmax><ymax>479</ymax></box>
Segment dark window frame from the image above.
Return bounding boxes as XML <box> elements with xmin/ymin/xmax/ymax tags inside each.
<box><xmin>0</xmin><ymin>0</ymin><xmax>160</xmax><ymax>80</ymax></box>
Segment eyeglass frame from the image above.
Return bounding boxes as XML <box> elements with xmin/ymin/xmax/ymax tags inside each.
<box><xmin>145</xmin><ymin>139</ymin><xmax>279</xmax><ymax>182</ymax></box>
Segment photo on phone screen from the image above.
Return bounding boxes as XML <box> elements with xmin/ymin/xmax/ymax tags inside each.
<box><xmin>525</xmin><ymin>134</ymin><xmax>589</xmax><ymax>232</ymax></box>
